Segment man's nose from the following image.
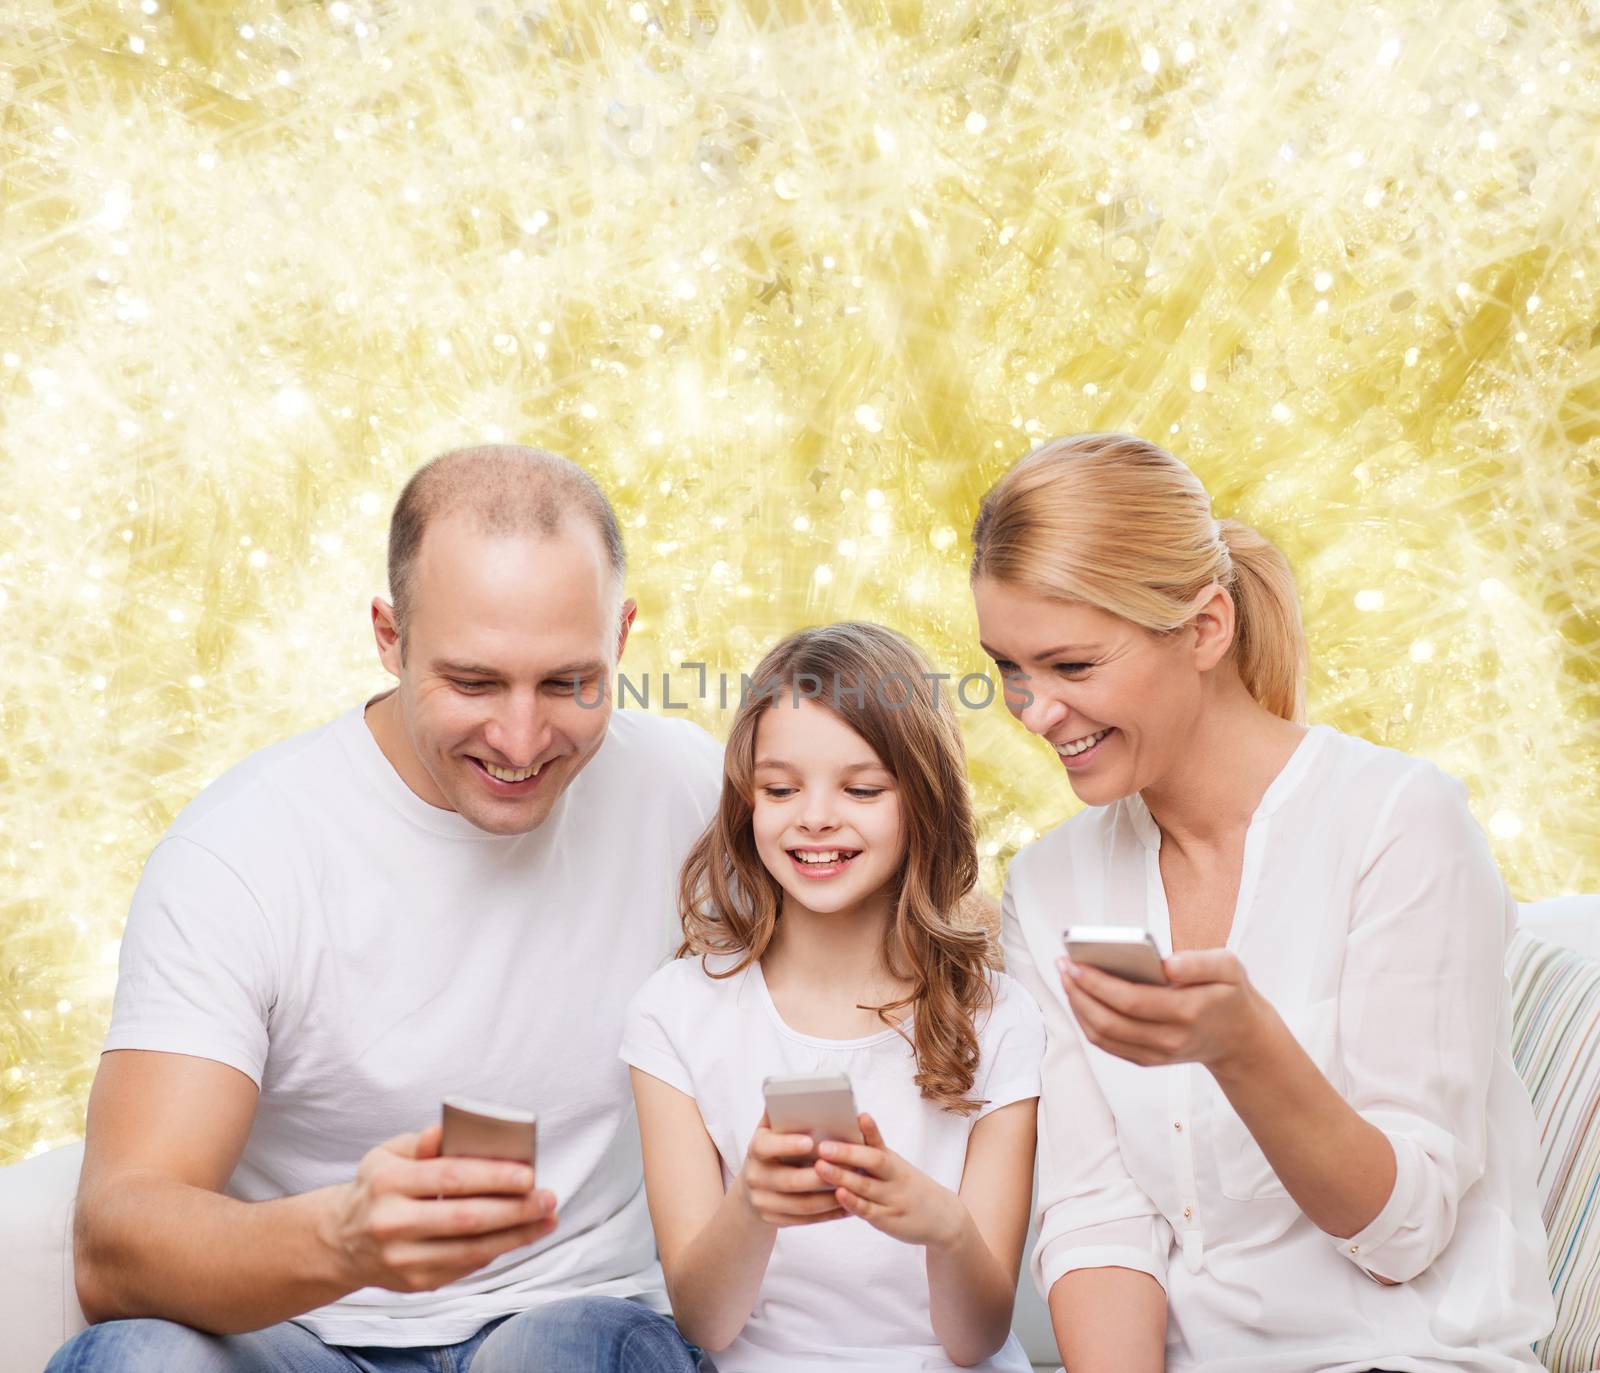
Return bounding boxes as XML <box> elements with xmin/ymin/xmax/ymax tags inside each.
<box><xmin>483</xmin><ymin>708</ymin><xmax>547</xmax><ymax>767</ymax></box>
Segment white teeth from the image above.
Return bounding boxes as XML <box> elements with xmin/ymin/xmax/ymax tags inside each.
<box><xmin>484</xmin><ymin>761</ymin><xmax>540</xmax><ymax>783</ymax></box>
<box><xmin>792</xmin><ymin>850</ymin><xmax>857</xmax><ymax>865</ymax></box>
<box><xmin>1055</xmin><ymin>728</ymin><xmax>1110</xmax><ymax>758</ymax></box>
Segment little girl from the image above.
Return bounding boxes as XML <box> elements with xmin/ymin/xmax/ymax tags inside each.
<box><xmin>620</xmin><ymin>622</ymin><xmax>1044</xmax><ymax>1371</ymax></box>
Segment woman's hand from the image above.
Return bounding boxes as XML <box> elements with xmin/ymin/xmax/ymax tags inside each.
<box><xmin>1057</xmin><ymin>949</ymin><xmax>1269</xmax><ymax>1073</ymax></box>
<box><xmin>735</xmin><ymin>1113</ymin><xmax>849</xmax><ymax>1229</ymax></box>
<box><xmin>814</xmin><ymin>1114</ymin><xmax>968</xmax><ymax>1250</ymax></box>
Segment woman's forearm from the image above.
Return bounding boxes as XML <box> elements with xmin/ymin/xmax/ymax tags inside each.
<box><xmin>660</xmin><ymin>1176</ymin><xmax>779</xmax><ymax>1352</ymax></box>
<box><xmin>1049</xmin><ymin>1266</ymin><xmax>1166</xmax><ymax>1372</ymax></box>
<box><xmin>1210</xmin><ymin>995</ymin><xmax>1396</xmax><ymax>1239</ymax></box>
<box><xmin>924</xmin><ymin>1207</ymin><xmax>1017</xmax><ymax>1365</ymax></box>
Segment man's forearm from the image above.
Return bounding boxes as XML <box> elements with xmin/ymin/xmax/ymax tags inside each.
<box><xmin>76</xmin><ymin>1171</ymin><xmax>357</xmax><ymax>1334</ymax></box>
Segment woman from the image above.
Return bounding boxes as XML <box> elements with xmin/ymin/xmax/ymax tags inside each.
<box><xmin>971</xmin><ymin>433</ymin><xmax>1552</xmax><ymax>1372</ymax></box>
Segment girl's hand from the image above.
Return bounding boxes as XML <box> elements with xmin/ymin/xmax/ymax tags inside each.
<box><xmin>814</xmin><ymin>1114</ymin><xmax>968</xmax><ymax>1250</ymax></box>
<box><xmin>736</xmin><ymin>1113</ymin><xmax>849</xmax><ymax>1229</ymax></box>
<box><xmin>1058</xmin><ymin>948</ymin><xmax>1268</xmax><ymax>1073</ymax></box>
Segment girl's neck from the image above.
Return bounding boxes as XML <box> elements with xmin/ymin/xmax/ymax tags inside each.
<box><xmin>760</xmin><ymin>887</ymin><xmax>913</xmax><ymax>1035</ymax></box>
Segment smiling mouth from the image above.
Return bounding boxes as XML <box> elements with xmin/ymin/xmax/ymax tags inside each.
<box><xmin>786</xmin><ymin>847</ymin><xmax>862</xmax><ymax>877</ymax></box>
<box><xmin>468</xmin><ymin>756</ymin><xmax>549</xmax><ymax>790</ymax></box>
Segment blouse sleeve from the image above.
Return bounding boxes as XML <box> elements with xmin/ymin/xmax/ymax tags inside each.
<box><xmin>1001</xmin><ymin>864</ymin><xmax>1173</xmax><ymax>1299</ymax></box>
<box><xmin>1332</xmin><ymin>763</ymin><xmax>1513</xmax><ymax>1284</ymax></box>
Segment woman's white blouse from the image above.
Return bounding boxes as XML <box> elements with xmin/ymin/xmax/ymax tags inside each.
<box><xmin>1002</xmin><ymin>724</ymin><xmax>1554</xmax><ymax>1372</ymax></box>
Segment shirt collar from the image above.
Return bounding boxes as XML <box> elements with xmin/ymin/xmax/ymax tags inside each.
<box><xmin>1120</xmin><ymin>723</ymin><xmax>1330</xmax><ymax>850</ymax></box>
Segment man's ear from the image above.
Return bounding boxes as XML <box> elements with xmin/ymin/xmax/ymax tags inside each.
<box><xmin>372</xmin><ymin>596</ymin><xmax>403</xmax><ymax>677</ymax></box>
<box><xmin>614</xmin><ymin>597</ymin><xmax>638</xmax><ymax>663</ymax></box>
<box><xmin>1191</xmin><ymin>584</ymin><xmax>1236</xmax><ymax>672</ymax></box>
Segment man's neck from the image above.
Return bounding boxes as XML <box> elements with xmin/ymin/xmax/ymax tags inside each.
<box><xmin>363</xmin><ymin>689</ymin><xmax>454</xmax><ymax>811</ymax></box>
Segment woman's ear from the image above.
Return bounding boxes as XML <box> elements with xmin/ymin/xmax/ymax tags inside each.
<box><xmin>1190</xmin><ymin>583</ymin><xmax>1236</xmax><ymax>672</ymax></box>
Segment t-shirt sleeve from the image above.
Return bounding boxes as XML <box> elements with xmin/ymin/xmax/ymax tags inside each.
<box><xmin>974</xmin><ymin>972</ymin><xmax>1046</xmax><ymax>1119</ymax></box>
<box><xmin>618</xmin><ymin>961</ymin><xmax>697</xmax><ymax>1098</ymax></box>
<box><xmin>103</xmin><ymin>835</ymin><xmax>277</xmax><ymax>1087</ymax></box>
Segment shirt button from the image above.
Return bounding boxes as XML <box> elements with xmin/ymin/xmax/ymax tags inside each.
<box><xmin>1349</xmin><ymin>1244</ymin><xmax>1360</xmax><ymax>1255</ymax></box>
<box><xmin>1173</xmin><ymin>1121</ymin><xmax>1184</xmax><ymax>1132</ymax></box>
<box><xmin>1183</xmin><ymin>1206</ymin><xmax>1193</xmax><ymax>1220</ymax></box>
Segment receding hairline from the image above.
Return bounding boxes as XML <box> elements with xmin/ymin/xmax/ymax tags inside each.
<box><xmin>387</xmin><ymin>444</ymin><xmax>627</xmax><ymax>631</ymax></box>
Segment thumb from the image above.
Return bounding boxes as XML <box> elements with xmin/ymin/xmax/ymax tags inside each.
<box><xmin>858</xmin><ymin>1113</ymin><xmax>886</xmax><ymax>1150</ymax></box>
<box><xmin>410</xmin><ymin>1122</ymin><xmax>444</xmax><ymax>1159</ymax></box>
<box><xmin>1163</xmin><ymin>949</ymin><xmax>1242</xmax><ymax>987</ymax></box>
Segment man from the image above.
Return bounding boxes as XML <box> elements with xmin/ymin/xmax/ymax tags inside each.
<box><xmin>47</xmin><ymin>446</ymin><xmax>721</xmax><ymax>1371</ymax></box>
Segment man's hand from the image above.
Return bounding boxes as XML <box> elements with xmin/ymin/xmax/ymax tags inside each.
<box><xmin>814</xmin><ymin>1114</ymin><xmax>967</xmax><ymax>1249</ymax></box>
<box><xmin>319</xmin><ymin>1123</ymin><xmax>559</xmax><ymax>1293</ymax></box>
<box><xmin>1058</xmin><ymin>949</ymin><xmax>1269</xmax><ymax>1072</ymax></box>
<box><xmin>734</xmin><ymin>1113</ymin><xmax>849</xmax><ymax>1229</ymax></box>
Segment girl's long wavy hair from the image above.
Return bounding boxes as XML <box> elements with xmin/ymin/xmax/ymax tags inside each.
<box><xmin>678</xmin><ymin>622</ymin><xmax>995</xmax><ymax>1114</ymax></box>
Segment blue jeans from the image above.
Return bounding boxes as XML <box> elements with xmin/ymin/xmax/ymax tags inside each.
<box><xmin>45</xmin><ymin>1295</ymin><xmax>715</xmax><ymax>1373</ymax></box>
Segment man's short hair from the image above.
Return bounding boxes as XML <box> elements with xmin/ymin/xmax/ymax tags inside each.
<box><xmin>387</xmin><ymin>445</ymin><xmax>627</xmax><ymax>646</ymax></box>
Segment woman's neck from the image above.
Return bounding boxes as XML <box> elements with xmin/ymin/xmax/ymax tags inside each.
<box><xmin>760</xmin><ymin>887</ymin><xmax>913</xmax><ymax>1035</ymax></box>
<box><xmin>1139</xmin><ymin>677</ymin><xmax>1308</xmax><ymax>852</ymax></box>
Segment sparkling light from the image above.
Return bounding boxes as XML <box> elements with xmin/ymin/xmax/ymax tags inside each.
<box><xmin>2</xmin><ymin>0</ymin><xmax>1598</xmax><ymax>1163</ymax></box>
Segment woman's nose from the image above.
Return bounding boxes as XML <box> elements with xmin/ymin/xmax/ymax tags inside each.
<box><xmin>1018</xmin><ymin>689</ymin><xmax>1067</xmax><ymax>738</ymax></box>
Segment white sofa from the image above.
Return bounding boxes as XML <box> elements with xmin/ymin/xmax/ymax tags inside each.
<box><xmin>4</xmin><ymin>896</ymin><xmax>1597</xmax><ymax>1373</ymax></box>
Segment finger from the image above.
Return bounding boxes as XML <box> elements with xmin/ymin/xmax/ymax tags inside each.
<box><xmin>1065</xmin><ymin>980</ymin><xmax>1173</xmax><ymax>1052</ymax></box>
<box><xmin>773</xmin><ymin>1207</ymin><xmax>849</xmax><ymax>1228</ymax></box>
<box><xmin>754</xmin><ymin>1187</ymin><xmax>852</xmax><ymax>1218</ymax></box>
<box><xmin>751</xmin><ymin>1130</ymin><xmax>816</xmax><ymax>1162</ymax></box>
<box><xmin>814</xmin><ymin>1160</ymin><xmax>881</xmax><ymax>1200</ymax></box>
<box><xmin>400</xmin><ymin>1190</ymin><xmax>558</xmax><ymax>1240</ymax></box>
<box><xmin>1059</xmin><ymin>957</ymin><xmax>1174</xmax><ymax>1021</ymax></box>
<box><xmin>387</xmin><ymin>1216</ymin><xmax>558</xmax><ymax>1283</ymax></box>
<box><xmin>834</xmin><ymin>1186</ymin><xmax>883</xmax><ymax>1223</ymax></box>
<box><xmin>1164</xmin><ymin>949</ymin><xmax>1244</xmax><ymax>987</ymax></box>
<box><xmin>814</xmin><ymin>1140</ymin><xmax>887</xmax><ymax>1176</ymax></box>
<box><xmin>746</xmin><ymin>1160</ymin><xmax>834</xmax><ymax>1195</ymax></box>
<box><xmin>857</xmin><ymin>1114</ymin><xmax>887</xmax><ymax>1151</ymax></box>
<box><xmin>401</xmin><ymin>1156</ymin><xmax>537</xmax><ymax>1198</ymax></box>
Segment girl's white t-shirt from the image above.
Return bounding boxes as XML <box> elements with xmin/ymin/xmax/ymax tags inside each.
<box><xmin>620</xmin><ymin>953</ymin><xmax>1044</xmax><ymax>1372</ymax></box>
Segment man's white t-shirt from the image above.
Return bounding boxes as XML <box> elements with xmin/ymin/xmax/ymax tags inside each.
<box><xmin>619</xmin><ymin>953</ymin><xmax>1045</xmax><ymax>1372</ymax></box>
<box><xmin>104</xmin><ymin>695</ymin><xmax>723</xmax><ymax>1346</ymax></box>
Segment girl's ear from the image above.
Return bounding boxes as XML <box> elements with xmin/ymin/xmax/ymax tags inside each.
<box><xmin>1189</xmin><ymin>583</ymin><xmax>1236</xmax><ymax>672</ymax></box>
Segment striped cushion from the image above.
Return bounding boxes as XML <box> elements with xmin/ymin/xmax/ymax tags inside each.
<box><xmin>1508</xmin><ymin>931</ymin><xmax>1600</xmax><ymax>1372</ymax></box>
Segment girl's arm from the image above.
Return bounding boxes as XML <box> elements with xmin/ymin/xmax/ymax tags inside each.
<box><xmin>815</xmin><ymin>1098</ymin><xmax>1036</xmax><ymax>1366</ymax></box>
<box><xmin>629</xmin><ymin>1067</ymin><xmax>846</xmax><ymax>1352</ymax></box>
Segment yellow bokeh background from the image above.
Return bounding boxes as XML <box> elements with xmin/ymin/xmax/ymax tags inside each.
<box><xmin>3</xmin><ymin>0</ymin><xmax>1597</xmax><ymax>1164</ymax></box>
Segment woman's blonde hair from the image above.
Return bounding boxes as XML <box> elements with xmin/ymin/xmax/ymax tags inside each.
<box><xmin>678</xmin><ymin>622</ymin><xmax>995</xmax><ymax>1114</ymax></box>
<box><xmin>970</xmin><ymin>433</ymin><xmax>1307</xmax><ymax>723</ymax></box>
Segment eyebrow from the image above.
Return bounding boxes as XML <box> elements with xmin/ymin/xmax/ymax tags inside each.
<box><xmin>431</xmin><ymin>658</ymin><xmax>608</xmax><ymax>679</ymax></box>
<box><xmin>754</xmin><ymin>758</ymin><xmax>888</xmax><ymax>774</ymax></box>
<box><xmin>979</xmin><ymin>642</ymin><xmax>1101</xmax><ymax>661</ymax></box>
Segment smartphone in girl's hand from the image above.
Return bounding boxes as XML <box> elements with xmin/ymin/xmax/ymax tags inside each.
<box><xmin>762</xmin><ymin>1072</ymin><xmax>864</xmax><ymax>1160</ymax></box>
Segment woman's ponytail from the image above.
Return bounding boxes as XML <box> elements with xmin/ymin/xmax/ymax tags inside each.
<box><xmin>1217</xmin><ymin>518</ymin><xmax>1308</xmax><ymax>724</ymax></box>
